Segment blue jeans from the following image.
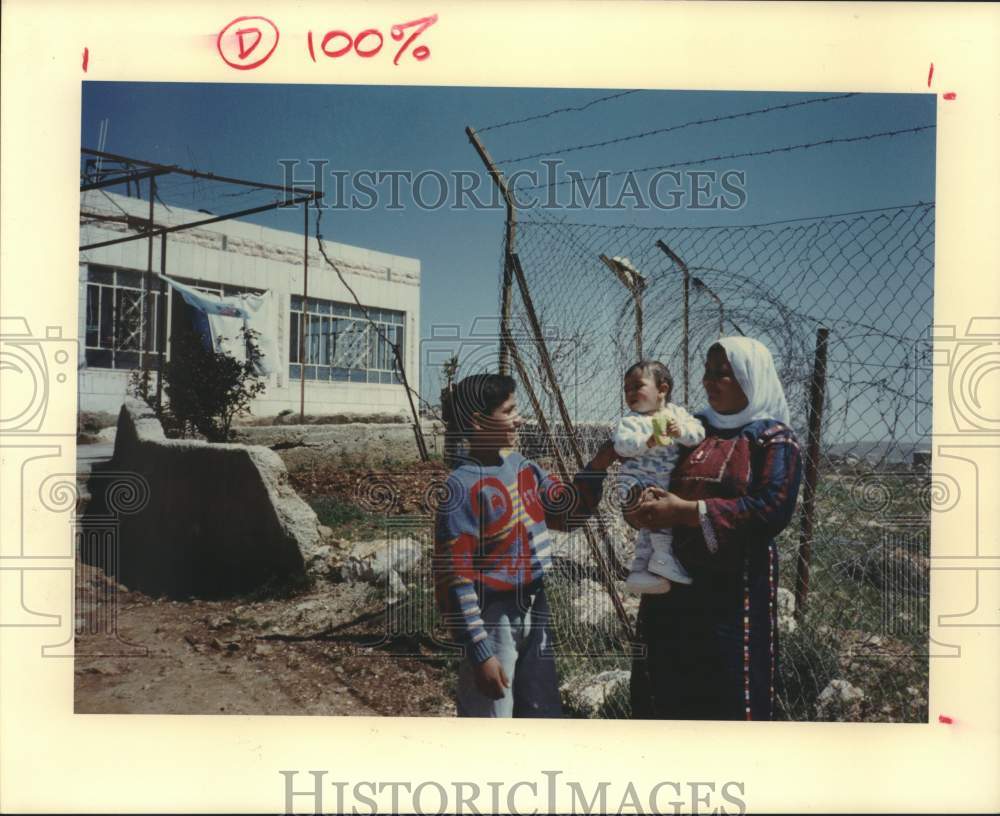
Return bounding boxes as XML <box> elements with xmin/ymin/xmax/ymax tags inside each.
<box><xmin>456</xmin><ymin>587</ymin><xmax>563</xmax><ymax>718</ymax></box>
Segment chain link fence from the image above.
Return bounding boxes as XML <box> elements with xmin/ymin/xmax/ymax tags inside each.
<box><xmin>505</xmin><ymin>203</ymin><xmax>934</xmax><ymax>721</ymax></box>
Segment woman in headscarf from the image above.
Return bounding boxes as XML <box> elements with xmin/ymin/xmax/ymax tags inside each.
<box><xmin>624</xmin><ymin>337</ymin><xmax>803</xmax><ymax>720</ymax></box>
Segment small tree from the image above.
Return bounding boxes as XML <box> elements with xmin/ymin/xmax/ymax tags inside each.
<box><xmin>126</xmin><ymin>367</ymin><xmax>154</xmax><ymax>408</ymax></box>
<box><xmin>162</xmin><ymin>326</ymin><xmax>267</xmax><ymax>442</ymax></box>
<box><xmin>442</xmin><ymin>353</ymin><xmax>459</xmax><ymax>388</ymax></box>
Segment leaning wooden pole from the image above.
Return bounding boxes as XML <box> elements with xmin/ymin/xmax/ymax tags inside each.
<box><xmin>466</xmin><ymin>126</ymin><xmax>515</xmax><ymax>375</ymax></box>
<box><xmin>465</xmin><ymin>126</ymin><xmax>632</xmax><ymax>633</ymax></box>
<box><xmin>508</xmin><ymin>254</ymin><xmax>584</xmax><ymax>468</ymax></box>
<box><xmin>393</xmin><ymin>337</ymin><xmax>429</xmax><ymax>463</ymax></box>
<box><xmin>510</xmin><ymin>251</ymin><xmax>630</xmax><ymax>583</ymax></box>
<box><xmin>795</xmin><ymin>326</ymin><xmax>829</xmax><ymax>621</ymax></box>
<box><xmin>634</xmin><ymin>285</ymin><xmax>644</xmax><ymax>361</ymax></box>
<box><xmin>505</xmin><ymin>331</ymin><xmax>634</xmax><ymax>641</ymax></box>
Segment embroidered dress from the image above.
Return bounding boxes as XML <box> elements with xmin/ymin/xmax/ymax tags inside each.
<box><xmin>629</xmin><ymin>418</ymin><xmax>802</xmax><ymax>720</ymax></box>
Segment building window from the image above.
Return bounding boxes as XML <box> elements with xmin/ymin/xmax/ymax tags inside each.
<box><xmin>85</xmin><ymin>264</ymin><xmax>165</xmax><ymax>369</ymax></box>
<box><xmin>288</xmin><ymin>296</ymin><xmax>404</xmax><ymax>384</ymax></box>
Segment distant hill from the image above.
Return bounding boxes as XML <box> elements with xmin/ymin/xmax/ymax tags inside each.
<box><xmin>826</xmin><ymin>440</ymin><xmax>931</xmax><ymax>465</ymax></box>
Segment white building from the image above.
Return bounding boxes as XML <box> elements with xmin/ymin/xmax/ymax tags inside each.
<box><xmin>78</xmin><ymin>192</ymin><xmax>420</xmax><ymax>418</ymax></box>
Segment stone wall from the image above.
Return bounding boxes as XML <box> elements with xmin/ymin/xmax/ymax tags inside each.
<box><xmin>87</xmin><ymin>399</ymin><xmax>325</xmax><ymax>597</ymax></box>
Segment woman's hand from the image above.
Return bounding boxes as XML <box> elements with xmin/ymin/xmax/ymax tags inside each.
<box><xmin>625</xmin><ymin>487</ymin><xmax>700</xmax><ymax>529</ymax></box>
<box><xmin>473</xmin><ymin>656</ymin><xmax>510</xmax><ymax>700</ymax></box>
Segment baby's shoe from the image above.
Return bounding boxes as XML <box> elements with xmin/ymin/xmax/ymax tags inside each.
<box><xmin>648</xmin><ymin>551</ymin><xmax>693</xmax><ymax>585</ymax></box>
<box><xmin>625</xmin><ymin>570</ymin><xmax>672</xmax><ymax>595</ymax></box>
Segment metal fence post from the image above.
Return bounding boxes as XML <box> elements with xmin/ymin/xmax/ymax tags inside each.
<box><xmin>599</xmin><ymin>254</ymin><xmax>646</xmax><ymax>361</ymax></box>
<box><xmin>508</xmin><ymin>252</ymin><xmax>634</xmax><ymax>637</ymax></box>
<box><xmin>795</xmin><ymin>326</ymin><xmax>829</xmax><ymax>621</ymax></box>
<box><xmin>142</xmin><ymin>175</ymin><xmax>156</xmax><ymax>399</ymax></box>
<box><xmin>299</xmin><ymin>200</ymin><xmax>309</xmax><ymax>423</ymax></box>
<box><xmin>155</xmin><ymin>233</ymin><xmax>168</xmax><ymax>413</ymax></box>
<box><xmin>655</xmin><ymin>240</ymin><xmax>691</xmax><ymax>403</ymax></box>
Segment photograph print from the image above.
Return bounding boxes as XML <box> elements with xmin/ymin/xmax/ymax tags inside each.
<box><xmin>74</xmin><ymin>81</ymin><xmax>935</xmax><ymax>723</ymax></box>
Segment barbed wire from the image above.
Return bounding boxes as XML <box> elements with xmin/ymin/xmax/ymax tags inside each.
<box><xmin>502</xmin><ymin>202</ymin><xmax>933</xmax><ymax>721</ymax></box>
<box><xmin>495</xmin><ymin>92</ymin><xmax>860</xmax><ymax>164</ymax></box>
<box><xmin>476</xmin><ymin>90</ymin><xmax>641</xmax><ymax>133</ymax></box>
<box><xmin>509</xmin><ymin>201</ymin><xmax>933</xmax><ymax>232</ymax></box>
<box><xmin>517</xmin><ymin>125</ymin><xmax>936</xmax><ymax>191</ymax></box>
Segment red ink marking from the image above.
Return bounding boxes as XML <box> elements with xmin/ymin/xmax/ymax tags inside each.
<box><xmin>235</xmin><ymin>27</ymin><xmax>262</xmax><ymax>61</ymax></box>
<box><xmin>390</xmin><ymin>14</ymin><xmax>438</xmax><ymax>65</ymax></box>
<box><xmin>943</xmin><ymin>92</ymin><xmax>957</xmax><ymax>100</ymax></box>
<box><xmin>354</xmin><ymin>28</ymin><xmax>384</xmax><ymax>58</ymax></box>
<box><xmin>320</xmin><ymin>30</ymin><xmax>353</xmax><ymax>59</ymax></box>
<box><xmin>939</xmin><ymin>715</ymin><xmax>954</xmax><ymax>724</ymax></box>
<box><xmin>216</xmin><ymin>16</ymin><xmax>279</xmax><ymax>70</ymax></box>
<box><xmin>307</xmin><ymin>30</ymin><xmax>316</xmax><ymax>62</ymax></box>
<box><xmin>927</xmin><ymin>63</ymin><xmax>934</xmax><ymax>87</ymax></box>
<box><xmin>82</xmin><ymin>47</ymin><xmax>89</xmax><ymax>72</ymax></box>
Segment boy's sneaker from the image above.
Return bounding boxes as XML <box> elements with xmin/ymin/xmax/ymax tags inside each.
<box><xmin>625</xmin><ymin>570</ymin><xmax>672</xmax><ymax>595</ymax></box>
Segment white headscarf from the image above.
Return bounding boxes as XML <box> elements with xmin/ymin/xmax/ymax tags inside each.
<box><xmin>700</xmin><ymin>337</ymin><xmax>791</xmax><ymax>429</ymax></box>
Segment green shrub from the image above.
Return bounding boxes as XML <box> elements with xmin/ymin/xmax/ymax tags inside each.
<box><xmin>126</xmin><ymin>326</ymin><xmax>266</xmax><ymax>442</ymax></box>
<box><xmin>162</xmin><ymin>327</ymin><xmax>266</xmax><ymax>442</ymax></box>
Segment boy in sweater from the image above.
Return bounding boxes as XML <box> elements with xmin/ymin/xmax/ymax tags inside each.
<box><xmin>434</xmin><ymin>373</ymin><xmax>616</xmax><ymax>716</ymax></box>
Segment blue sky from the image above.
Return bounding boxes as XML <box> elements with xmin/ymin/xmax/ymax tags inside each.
<box><xmin>81</xmin><ymin>83</ymin><xmax>935</xmax><ymax>437</ymax></box>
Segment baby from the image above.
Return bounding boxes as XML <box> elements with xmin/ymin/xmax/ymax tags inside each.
<box><xmin>614</xmin><ymin>359</ymin><xmax>705</xmax><ymax>594</ymax></box>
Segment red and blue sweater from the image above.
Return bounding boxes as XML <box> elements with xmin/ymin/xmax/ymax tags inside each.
<box><xmin>433</xmin><ymin>451</ymin><xmax>569</xmax><ymax>664</ymax></box>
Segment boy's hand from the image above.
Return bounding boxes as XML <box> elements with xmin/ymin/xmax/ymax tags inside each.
<box><xmin>474</xmin><ymin>656</ymin><xmax>510</xmax><ymax>700</ymax></box>
<box><xmin>664</xmin><ymin>419</ymin><xmax>680</xmax><ymax>437</ymax></box>
<box><xmin>645</xmin><ymin>434</ymin><xmax>658</xmax><ymax>449</ymax></box>
<box><xmin>590</xmin><ymin>439</ymin><xmax>621</xmax><ymax>470</ymax></box>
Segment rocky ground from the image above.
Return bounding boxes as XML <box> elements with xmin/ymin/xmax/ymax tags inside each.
<box><xmin>74</xmin><ymin>560</ymin><xmax>457</xmax><ymax>716</ymax></box>
<box><xmin>74</xmin><ymin>418</ymin><xmax>457</xmax><ymax>716</ymax></box>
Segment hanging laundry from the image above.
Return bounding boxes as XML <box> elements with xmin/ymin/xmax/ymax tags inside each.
<box><xmin>206</xmin><ymin>291</ymin><xmax>278</xmax><ymax>376</ymax></box>
<box><xmin>161</xmin><ymin>275</ymin><xmax>249</xmax><ymax>319</ymax></box>
<box><xmin>159</xmin><ymin>275</ymin><xmax>277</xmax><ymax>376</ymax></box>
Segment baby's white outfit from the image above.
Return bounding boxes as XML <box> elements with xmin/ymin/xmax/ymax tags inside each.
<box><xmin>613</xmin><ymin>403</ymin><xmax>705</xmax><ymax>589</ymax></box>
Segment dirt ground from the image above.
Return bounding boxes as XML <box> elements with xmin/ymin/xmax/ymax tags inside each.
<box><xmin>75</xmin><ymin>457</ymin><xmax>461</xmax><ymax>716</ymax></box>
<box><xmin>74</xmin><ymin>561</ymin><xmax>456</xmax><ymax>717</ymax></box>
<box><xmin>288</xmin><ymin>459</ymin><xmax>449</xmax><ymax>515</ymax></box>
